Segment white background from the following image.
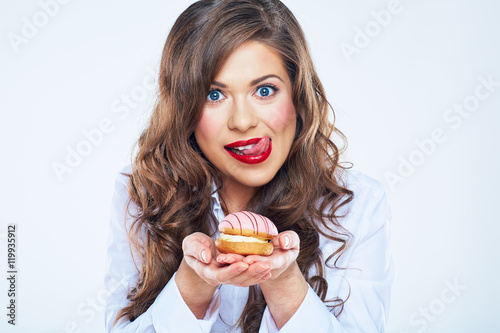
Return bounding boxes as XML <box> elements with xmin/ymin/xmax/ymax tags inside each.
<box><xmin>1</xmin><ymin>0</ymin><xmax>499</xmax><ymax>332</ymax></box>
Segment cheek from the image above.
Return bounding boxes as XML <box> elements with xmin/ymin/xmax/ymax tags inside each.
<box><xmin>264</xmin><ymin>99</ymin><xmax>296</xmax><ymax>132</ymax></box>
<box><xmin>195</xmin><ymin>111</ymin><xmax>220</xmax><ymax>142</ymax></box>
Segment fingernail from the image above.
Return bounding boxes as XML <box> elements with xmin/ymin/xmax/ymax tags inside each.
<box><xmin>256</xmin><ymin>266</ymin><xmax>267</xmax><ymax>273</ymax></box>
<box><xmin>201</xmin><ymin>250</ymin><xmax>207</xmax><ymax>263</ymax></box>
<box><xmin>262</xmin><ymin>272</ymin><xmax>272</xmax><ymax>280</ymax></box>
<box><xmin>283</xmin><ymin>235</ymin><xmax>290</xmax><ymax>249</ymax></box>
<box><xmin>256</xmin><ymin>264</ymin><xmax>271</xmax><ymax>273</ymax></box>
<box><xmin>237</xmin><ymin>264</ymin><xmax>248</xmax><ymax>272</ymax></box>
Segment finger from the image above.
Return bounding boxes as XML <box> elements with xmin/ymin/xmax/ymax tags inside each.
<box><xmin>227</xmin><ymin>263</ymin><xmax>272</xmax><ymax>287</ymax></box>
<box><xmin>244</xmin><ymin>253</ymin><xmax>286</xmax><ymax>272</ymax></box>
<box><xmin>277</xmin><ymin>231</ymin><xmax>300</xmax><ymax>250</ymax></box>
<box><xmin>242</xmin><ymin>255</ymin><xmax>271</xmax><ymax>265</ymax></box>
<box><xmin>214</xmin><ymin>262</ymin><xmax>249</xmax><ymax>283</ymax></box>
<box><xmin>238</xmin><ymin>271</ymin><xmax>272</xmax><ymax>287</ymax></box>
<box><xmin>216</xmin><ymin>253</ymin><xmax>246</xmax><ymax>265</ymax></box>
<box><xmin>255</xmin><ymin>271</ymin><xmax>272</xmax><ymax>284</ymax></box>
<box><xmin>186</xmin><ymin>244</ymin><xmax>212</xmax><ymax>264</ymax></box>
<box><xmin>238</xmin><ymin>261</ymin><xmax>273</xmax><ymax>276</ymax></box>
<box><xmin>182</xmin><ymin>234</ymin><xmax>213</xmax><ymax>264</ymax></box>
<box><xmin>183</xmin><ymin>232</ymin><xmax>214</xmax><ymax>249</ymax></box>
<box><xmin>185</xmin><ymin>255</ymin><xmax>214</xmax><ymax>276</ymax></box>
<box><xmin>235</xmin><ymin>262</ymin><xmax>272</xmax><ymax>287</ymax></box>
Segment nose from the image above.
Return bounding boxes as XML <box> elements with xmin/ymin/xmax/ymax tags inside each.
<box><xmin>227</xmin><ymin>98</ymin><xmax>258</xmax><ymax>132</ymax></box>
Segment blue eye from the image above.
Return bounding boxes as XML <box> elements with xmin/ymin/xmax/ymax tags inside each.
<box><xmin>259</xmin><ymin>87</ymin><xmax>270</xmax><ymax>97</ymax></box>
<box><xmin>255</xmin><ymin>85</ymin><xmax>278</xmax><ymax>98</ymax></box>
<box><xmin>206</xmin><ymin>89</ymin><xmax>224</xmax><ymax>102</ymax></box>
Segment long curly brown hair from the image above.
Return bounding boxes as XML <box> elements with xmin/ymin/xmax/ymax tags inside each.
<box><xmin>114</xmin><ymin>1</ymin><xmax>354</xmax><ymax>332</ymax></box>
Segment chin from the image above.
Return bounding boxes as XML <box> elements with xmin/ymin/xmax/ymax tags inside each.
<box><xmin>237</xmin><ymin>171</ymin><xmax>277</xmax><ymax>188</ymax></box>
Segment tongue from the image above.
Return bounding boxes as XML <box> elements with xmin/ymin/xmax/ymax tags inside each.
<box><xmin>241</xmin><ymin>137</ymin><xmax>270</xmax><ymax>155</ymax></box>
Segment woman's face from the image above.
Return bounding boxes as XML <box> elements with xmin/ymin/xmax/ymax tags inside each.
<box><xmin>195</xmin><ymin>40</ymin><xmax>296</xmax><ymax>195</ymax></box>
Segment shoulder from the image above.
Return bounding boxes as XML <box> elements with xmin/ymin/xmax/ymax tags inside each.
<box><xmin>111</xmin><ymin>164</ymin><xmax>136</xmax><ymax>220</ymax></box>
<box><xmin>338</xmin><ymin>169</ymin><xmax>391</xmax><ymax>241</ymax></box>
<box><xmin>343</xmin><ymin>169</ymin><xmax>387</xmax><ymax>208</ymax></box>
<box><xmin>114</xmin><ymin>164</ymin><xmax>133</xmax><ymax>188</ymax></box>
<box><xmin>317</xmin><ymin>169</ymin><xmax>391</xmax><ymax>265</ymax></box>
<box><xmin>109</xmin><ymin>165</ymin><xmax>145</xmax><ymax>249</ymax></box>
<box><xmin>111</xmin><ymin>164</ymin><xmax>134</xmax><ymax>202</ymax></box>
<box><xmin>343</xmin><ymin>169</ymin><xmax>385</xmax><ymax>195</ymax></box>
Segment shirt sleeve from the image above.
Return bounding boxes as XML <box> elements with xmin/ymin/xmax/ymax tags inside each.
<box><xmin>104</xmin><ymin>167</ymin><xmax>221</xmax><ymax>333</ymax></box>
<box><xmin>259</xmin><ymin>177</ymin><xmax>394</xmax><ymax>333</ymax></box>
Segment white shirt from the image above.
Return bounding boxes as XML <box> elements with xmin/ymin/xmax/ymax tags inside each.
<box><xmin>104</xmin><ymin>165</ymin><xmax>394</xmax><ymax>332</ymax></box>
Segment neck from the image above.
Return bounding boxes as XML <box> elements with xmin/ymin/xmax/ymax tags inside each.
<box><xmin>219</xmin><ymin>178</ymin><xmax>259</xmax><ymax>215</ymax></box>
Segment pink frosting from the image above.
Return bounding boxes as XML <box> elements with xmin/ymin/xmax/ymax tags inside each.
<box><xmin>219</xmin><ymin>211</ymin><xmax>278</xmax><ymax>237</ymax></box>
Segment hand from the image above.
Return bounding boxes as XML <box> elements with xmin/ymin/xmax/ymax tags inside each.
<box><xmin>243</xmin><ymin>230</ymin><xmax>300</xmax><ymax>281</ymax></box>
<box><xmin>238</xmin><ymin>231</ymin><xmax>307</xmax><ymax>330</ymax></box>
<box><xmin>216</xmin><ymin>230</ymin><xmax>300</xmax><ymax>281</ymax></box>
<box><xmin>181</xmin><ymin>232</ymin><xmax>273</xmax><ymax>287</ymax></box>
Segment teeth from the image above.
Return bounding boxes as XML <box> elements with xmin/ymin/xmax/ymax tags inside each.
<box><xmin>230</xmin><ymin>148</ymin><xmax>244</xmax><ymax>155</ymax></box>
<box><xmin>234</xmin><ymin>144</ymin><xmax>255</xmax><ymax>150</ymax></box>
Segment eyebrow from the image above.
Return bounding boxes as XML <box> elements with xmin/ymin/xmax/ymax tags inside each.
<box><xmin>211</xmin><ymin>74</ymin><xmax>284</xmax><ymax>89</ymax></box>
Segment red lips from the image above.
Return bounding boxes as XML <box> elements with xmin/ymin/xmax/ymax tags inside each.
<box><xmin>224</xmin><ymin>137</ymin><xmax>272</xmax><ymax>164</ymax></box>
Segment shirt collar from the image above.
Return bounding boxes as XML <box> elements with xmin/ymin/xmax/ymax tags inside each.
<box><xmin>210</xmin><ymin>183</ymin><xmax>225</xmax><ymax>223</ymax></box>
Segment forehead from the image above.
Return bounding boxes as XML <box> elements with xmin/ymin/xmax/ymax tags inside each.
<box><xmin>213</xmin><ymin>40</ymin><xmax>290</xmax><ymax>85</ymax></box>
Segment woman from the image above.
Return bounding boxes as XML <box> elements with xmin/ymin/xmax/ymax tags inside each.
<box><xmin>105</xmin><ymin>0</ymin><xmax>394</xmax><ymax>332</ymax></box>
